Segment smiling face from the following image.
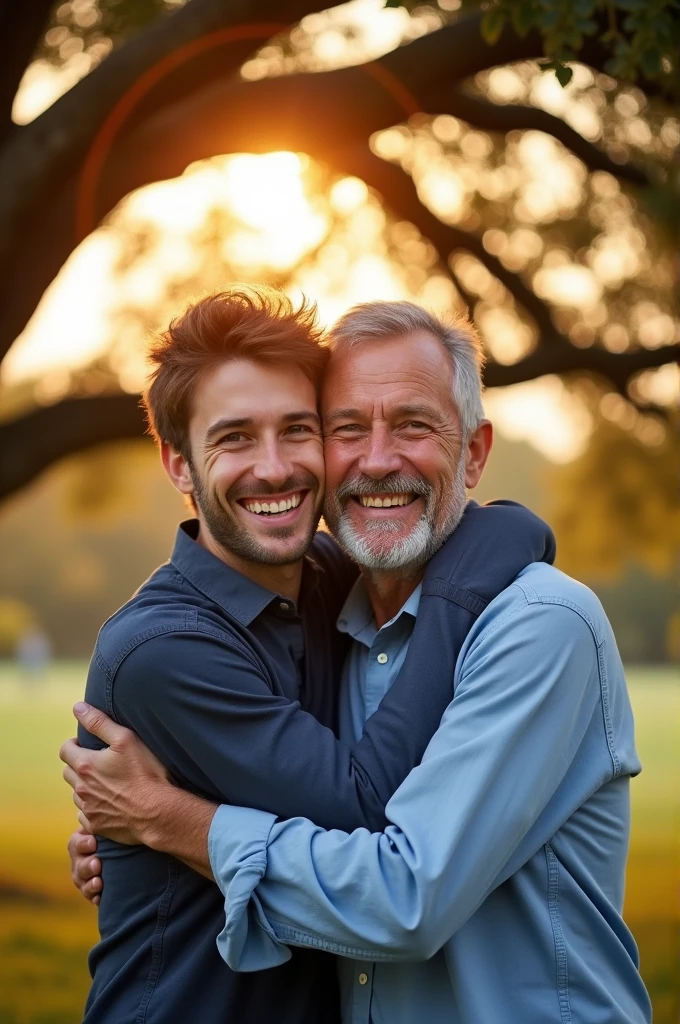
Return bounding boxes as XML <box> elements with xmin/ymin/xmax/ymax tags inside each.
<box><xmin>322</xmin><ymin>331</ymin><xmax>489</xmax><ymax>574</ymax></box>
<box><xmin>164</xmin><ymin>358</ymin><xmax>324</xmax><ymax>568</ymax></box>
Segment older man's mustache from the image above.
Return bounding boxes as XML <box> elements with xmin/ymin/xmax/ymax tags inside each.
<box><xmin>334</xmin><ymin>473</ymin><xmax>432</xmax><ymax>502</ymax></box>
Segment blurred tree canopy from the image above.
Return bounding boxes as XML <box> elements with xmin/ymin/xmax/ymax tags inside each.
<box><xmin>0</xmin><ymin>0</ymin><xmax>678</xmax><ymax>504</ymax></box>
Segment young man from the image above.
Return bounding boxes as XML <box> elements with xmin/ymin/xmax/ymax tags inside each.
<box><xmin>61</xmin><ymin>288</ymin><xmax>554</xmax><ymax>1023</ymax></box>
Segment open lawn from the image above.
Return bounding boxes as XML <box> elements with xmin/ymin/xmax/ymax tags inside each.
<box><xmin>0</xmin><ymin>662</ymin><xmax>677</xmax><ymax>1023</ymax></box>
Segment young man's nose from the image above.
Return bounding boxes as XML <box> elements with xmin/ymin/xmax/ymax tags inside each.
<box><xmin>252</xmin><ymin>441</ymin><xmax>294</xmax><ymax>488</ymax></box>
<box><xmin>357</xmin><ymin>426</ymin><xmax>402</xmax><ymax>479</ymax></box>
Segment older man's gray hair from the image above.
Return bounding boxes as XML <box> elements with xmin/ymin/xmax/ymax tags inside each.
<box><xmin>327</xmin><ymin>301</ymin><xmax>486</xmax><ymax>438</ymax></box>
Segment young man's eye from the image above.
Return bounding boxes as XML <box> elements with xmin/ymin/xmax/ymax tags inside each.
<box><xmin>286</xmin><ymin>424</ymin><xmax>313</xmax><ymax>435</ymax></box>
<box><xmin>221</xmin><ymin>433</ymin><xmax>248</xmax><ymax>444</ymax></box>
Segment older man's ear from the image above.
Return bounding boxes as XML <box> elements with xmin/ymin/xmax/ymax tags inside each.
<box><xmin>464</xmin><ymin>420</ymin><xmax>493</xmax><ymax>489</ymax></box>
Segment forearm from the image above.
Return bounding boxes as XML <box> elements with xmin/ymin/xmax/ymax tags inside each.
<box><xmin>211</xmin><ymin>600</ymin><xmax>603</xmax><ymax>969</ymax></box>
<box><xmin>144</xmin><ymin>783</ymin><xmax>218</xmax><ymax>880</ymax></box>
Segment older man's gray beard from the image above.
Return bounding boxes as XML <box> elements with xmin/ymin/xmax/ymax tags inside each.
<box><xmin>324</xmin><ymin>459</ymin><xmax>468</xmax><ymax>574</ymax></box>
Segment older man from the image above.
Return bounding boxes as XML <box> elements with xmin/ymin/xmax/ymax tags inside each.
<box><xmin>64</xmin><ymin>299</ymin><xmax>650</xmax><ymax>1023</ymax></box>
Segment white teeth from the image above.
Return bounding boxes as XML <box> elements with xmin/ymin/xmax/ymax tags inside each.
<box><xmin>359</xmin><ymin>493</ymin><xmax>414</xmax><ymax>508</ymax></box>
<box><xmin>244</xmin><ymin>493</ymin><xmax>303</xmax><ymax>515</ymax></box>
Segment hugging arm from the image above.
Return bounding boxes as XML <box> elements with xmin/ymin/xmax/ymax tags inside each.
<box><xmin>65</xmin><ymin>503</ymin><xmax>555</xmax><ymax>897</ymax></box>
<box><xmin>209</xmin><ymin>600</ymin><xmax>602</xmax><ymax>969</ymax></box>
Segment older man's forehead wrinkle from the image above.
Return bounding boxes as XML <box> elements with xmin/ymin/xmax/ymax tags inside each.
<box><xmin>333</xmin><ymin>363</ymin><xmax>449</xmax><ymax>385</ymax></box>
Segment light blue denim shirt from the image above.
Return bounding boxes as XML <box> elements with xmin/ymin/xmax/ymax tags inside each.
<box><xmin>209</xmin><ymin>563</ymin><xmax>651</xmax><ymax>1023</ymax></box>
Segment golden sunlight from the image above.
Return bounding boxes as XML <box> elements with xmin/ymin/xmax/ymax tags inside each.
<box><xmin>5</xmin><ymin>42</ymin><xmax>617</xmax><ymax>464</ymax></box>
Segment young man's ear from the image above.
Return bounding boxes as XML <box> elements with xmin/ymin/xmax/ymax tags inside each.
<box><xmin>161</xmin><ymin>442</ymin><xmax>194</xmax><ymax>498</ymax></box>
<box><xmin>464</xmin><ymin>420</ymin><xmax>493</xmax><ymax>489</ymax></box>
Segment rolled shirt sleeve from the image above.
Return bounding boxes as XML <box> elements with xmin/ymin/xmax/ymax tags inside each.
<box><xmin>210</xmin><ymin>583</ymin><xmax>621</xmax><ymax>970</ymax></box>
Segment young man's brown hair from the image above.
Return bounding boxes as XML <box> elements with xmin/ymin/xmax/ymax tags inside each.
<box><xmin>143</xmin><ymin>286</ymin><xmax>327</xmax><ymax>461</ymax></box>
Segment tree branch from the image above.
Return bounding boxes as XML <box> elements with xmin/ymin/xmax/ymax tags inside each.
<box><xmin>0</xmin><ymin>393</ymin><xmax>146</xmax><ymax>501</ymax></box>
<box><xmin>483</xmin><ymin>340</ymin><xmax>679</xmax><ymax>388</ymax></box>
<box><xmin>0</xmin><ymin>0</ymin><xmax>331</xmax><ymax>273</ymax></box>
<box><xmin>331</xmin><ymin>146</ymin><xmax>566</xmax><ymax>344</ymax></box>
<box><xmin>0</xmin><ymin>9</ymin><xmax>665</xmax><ymax>360</ymax></box>
<box><xmin>424</xmin><ymin>87</ymin><xmax>650</xmax><ymax>187</ymax></box>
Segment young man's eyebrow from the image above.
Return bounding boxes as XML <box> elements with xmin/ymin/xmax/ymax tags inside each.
<box><xmin>206</xmin><ymin>411</ymin><xmax>320</xmax><ymax>440</ymax></box>
<box><xmin>205</xmin><ymin>417</ymin><xmax>252</xmax><ymax>440</ymax></box>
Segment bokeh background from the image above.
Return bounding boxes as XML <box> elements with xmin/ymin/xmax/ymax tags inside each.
<box><xmin>0</xmin><ymin>1</ymin><xmax>678</xmax><ymax>1021</ymax></box>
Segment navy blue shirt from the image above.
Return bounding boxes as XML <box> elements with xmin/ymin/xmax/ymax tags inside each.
<box><xmin>80</xmin><ymin>505</ymin><xmax>555</xmax><ymax>1024</ymax></box>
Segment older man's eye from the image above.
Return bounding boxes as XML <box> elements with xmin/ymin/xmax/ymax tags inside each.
<box><xmin>334</xmin><ymin>423</ymin><xmax>364</xmax><ymax>434</ymax></box>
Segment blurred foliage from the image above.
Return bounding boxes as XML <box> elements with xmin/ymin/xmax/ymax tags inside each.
<box><xmin>548</xmin><ymin>410</ymin><xmax>680</xmax><ymax>581</ymax></box>
<box><xmin>0</xmin><ymin>597</ymin><xmax>35</xmax><ymax>655</ymax></box>
<box><xmin>474</xmin><ymin>0</ymin><xmax>680</xmax><ymax>94</ymax></box>
<box><xmin>386</xmin><ymin>0</ymin><xmax>680</xmax><ymax>95</ymax></box>
<box><xmin>36</xmin><ymin>0</ymin><xmax>182</xmax><ymax>72</ymax></box>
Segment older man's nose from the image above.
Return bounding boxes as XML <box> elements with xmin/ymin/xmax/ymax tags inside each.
<box><xmin>357</xmin><ymin>427</ymin><xmax>402</xmax><ymax>479</ymax></box>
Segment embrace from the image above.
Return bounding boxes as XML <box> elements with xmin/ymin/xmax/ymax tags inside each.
<box><xmin>60</xmin><ymin>288</ymin><xmax>651</xmax><ymax>1023</ymax></box>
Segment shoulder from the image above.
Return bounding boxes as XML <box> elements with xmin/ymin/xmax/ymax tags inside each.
<box><xmin>473</xmin><ymin>563</ymin><xmax>610</xmax><ymax>650</ymax></box>
<box><xmin>94</xmin><ymin>568</ymin><xmax>257</xmax><ymax>680</ymax></box>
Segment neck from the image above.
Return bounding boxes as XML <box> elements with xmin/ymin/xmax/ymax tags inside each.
<box><xmin>362</xmin><ymin>567</ymin><xmax>424</xmax><ymax>629</ymax></box>
<box><xmin>196</xmin><ymin>524</ymin><xmax>303</xmax><ymax>602</ymax></box>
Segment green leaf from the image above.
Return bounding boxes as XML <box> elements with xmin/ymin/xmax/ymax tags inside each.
<box><xmin>641</xmin><ymin>46</ymin><xmax>663</xmax><ymax>77</ymax></box>
<box><xmin>512</xmin><ymin>1</ymin><xmax>536</xmax><ymax>37</ymax></box>
<box><xmin>481</xmin><ymin>6</ymin><xmax>507</xmax><ymax>45</ymax></box>
<box><xmin>554</xmin><ymin>61</ymin><xmax>574</xmax><ymax>86</ymax></box>
<box><xmin>539</xmin><ymin>8</ymin><xmax>561</xmax><ymax>30</ymax></box>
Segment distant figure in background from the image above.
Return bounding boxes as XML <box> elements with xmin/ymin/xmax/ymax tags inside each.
<box><xmin>17</xmin><ymin>626</ymin><xmax>51</xmax><ymax>681</ymax></box>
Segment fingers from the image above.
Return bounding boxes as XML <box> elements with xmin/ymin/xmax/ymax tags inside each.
<box><xmin>73</xmin><ymin>854</ymin><xmax>102</xmax><ymax>882</ymax></box>
<box><xmin>73</xmin><ymin>703</ymin><xmax>130</xmax><ymax>749</ymax></box>
<box><xmin>68</xmin><ymin>829</ymin><xmax>102</xmax><ymax>906</ymax></box>
<box><xmin>75</xmin><ymin>831</ymin><xmax>97</xmax><ymax>853</ymax></box>
<box><xmin>59</xmin><ymin>737</ymin><xmax>85</xmax><ymax>771</ymax></box>
<box><xmin>78</xmin><ymin>811</ymin><xmax>94</xmax><ymax>833</ymax></box>
<box><xmin>84</xmin><ymin>878</ymin><xmax>102</xmax><ymax>905</ymax></box>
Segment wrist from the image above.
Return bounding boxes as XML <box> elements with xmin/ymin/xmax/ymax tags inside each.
<box><xmin>137</xmin><ymin>781</ymin><xmax>182</xmax><ymax>851</ymax></box>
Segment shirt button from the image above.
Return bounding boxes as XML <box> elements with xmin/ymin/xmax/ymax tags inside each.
<box><xmin>358</xmin><ymin>973</ymin><xmax>368</xmax><ymax>986</ymax></box>
<box><xmin>279</xmin><ymin>601</ymin><xmax>290</xmax><ymax>611</ymax></box>
<box><xmin>377</xmin><ymin>653</ymin><xmax>388</xmax><ymax>664</ymax></box>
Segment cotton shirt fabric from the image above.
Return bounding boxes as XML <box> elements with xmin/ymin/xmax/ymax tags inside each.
<box><xmin>209</xmin><ymin>562</ymin><xmax>652</xmax><ymax>1024</ymax></box>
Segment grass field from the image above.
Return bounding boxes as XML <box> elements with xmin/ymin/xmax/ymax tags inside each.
<box><xmin>0</xmin><ymin>662</ymin><xmax>677</xmax><ymax>1023</ymax></box>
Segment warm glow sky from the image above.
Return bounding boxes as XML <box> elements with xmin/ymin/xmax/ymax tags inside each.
<box><xmin>4</xmin><ymin>0</ymin><xmax>677</xmax><ymax>462</ymax></box>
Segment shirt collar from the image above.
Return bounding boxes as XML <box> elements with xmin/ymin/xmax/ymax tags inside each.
<box><xmin>169</xmin><ymin>520</ymin><xmax>293</xmax><ymax>626</ymax></box>
<box><xmin>336</xmin><ymin>576</ymin><xmax>422</xmax><ymax>644</ymax></box>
